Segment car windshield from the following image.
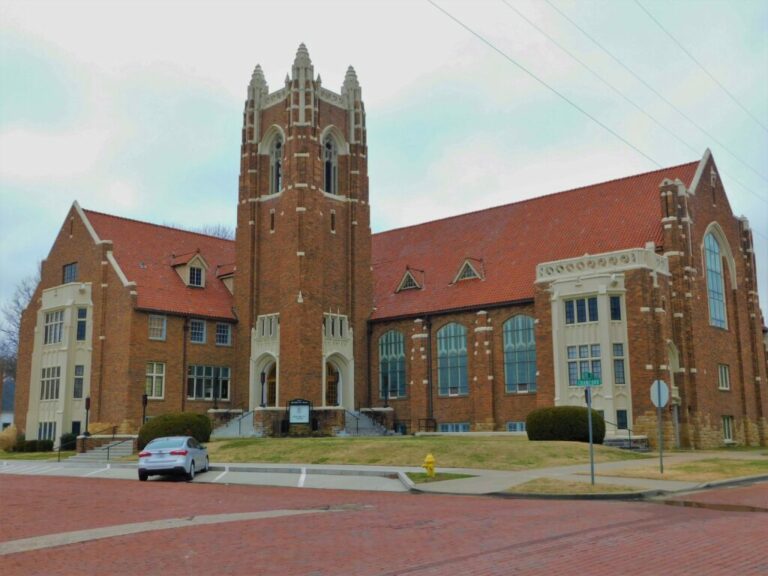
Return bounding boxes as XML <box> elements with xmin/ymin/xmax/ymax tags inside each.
<box><xmin>146</xmin><ymin>438</ymin><xmax>186</xmax><ymax>450</ymax></box>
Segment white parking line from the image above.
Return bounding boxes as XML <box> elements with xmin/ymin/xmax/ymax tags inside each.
<box><xmin>213</xmin><ymin>466</ymin><xmax>229</xmax><ymax>483</ymax></box>
<box><xmin>84</xmin><ymin>464</ymin><xmax>110</xmax><ymax>477</ymax></box>
<box><xmin>15</xmin><ymin>464</ymin><xmax>52</xmax><ymax>474</ymax></box>
<box><xmin>298</xmin><ymin>467</ymin><xmax>307</xmax><ymax>487</ymax></box>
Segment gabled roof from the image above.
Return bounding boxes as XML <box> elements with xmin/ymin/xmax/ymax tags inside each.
<box><xmin>370</xmin><ymin>161</ymin><xmax>699</xmax><ymax>320</ymax></box>
<box><xmin>82</xmin><ymin>210</ymin><xmax>236</xmax><ymax>320</ymax></box>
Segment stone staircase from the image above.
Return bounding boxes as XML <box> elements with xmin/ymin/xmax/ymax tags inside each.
<box><xmin>68</xmin><ymin>439</ymin><xmax>136</xmax><ymax>462</ymax></box>
<box><xmin>603</xmin><ymin>435</ymin><xmax>650</xmax><ymax>452</ymax></box>
<box><xmin>211</xmin><ymin>411</ymin><xmax>259</xmax><ymax>439</ymax></box>
<box><xmin>340</xmin><ymin>410</ymin><xmax>388</xmax><ymax>436</ymax></box>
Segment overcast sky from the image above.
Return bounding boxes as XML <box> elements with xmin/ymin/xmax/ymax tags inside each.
<box><xmin>1</xmin><ymin>0</ymin><xmax>767</xmax><ymax>314</ymax></box>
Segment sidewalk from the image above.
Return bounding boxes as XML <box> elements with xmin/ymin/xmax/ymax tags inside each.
<box><xmin>405</xmin><ymin>450</ymin><xmax>768</xmax><ymax>498</ymax></box>
<box><xmin>2</xmin><ymin>449</ymin><xmax>766</xmax><ymax>499</ymax></box>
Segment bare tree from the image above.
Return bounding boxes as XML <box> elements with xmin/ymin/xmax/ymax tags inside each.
<box><xmin>0</xmin><ymin>271</ymin><xmax>39</xmax><ymax>376</ymax></box>
<box><xmin>196</xmin><ymin>224</ymin><xmax>235</xmax><ymax>240</ymax></box>
<box><xmin>161</xmin><ymin>222</ymin><xmax>235</xmax><ymax>240</ymax></box>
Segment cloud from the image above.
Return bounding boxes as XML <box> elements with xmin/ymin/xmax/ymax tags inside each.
<box><xmin>0</xmin><ymin>126</ymin><xmax>108</xmax><ymax>183</ymax></box>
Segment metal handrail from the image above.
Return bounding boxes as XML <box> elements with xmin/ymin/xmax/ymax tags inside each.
<box><xmin>603</xmin><ymin>419</ymin><xmax>634</xmax><ymax>447</ymax></box>
<box><xmin>105</xmin><ymin>438</ymin><xmax>134</xmax><ymax>461</ymax></box>
<box><xmin>57</xmin><ymin>437</ymin><xmax>78</xmax><ymax>462</ymax></box>
<box><xmin>79</xmin><ymin>425</ymin><xmax>118</xmax><ymax>456</ymax></box>
<box><xmin>345</xmin><ymin>410</ymin><xmax>360</xmax><ymax>435</ymax></box>
<box><xmin>235</xmin><ymin>410</ymin><xmax>254</xmax><ymax>436</ymax></box>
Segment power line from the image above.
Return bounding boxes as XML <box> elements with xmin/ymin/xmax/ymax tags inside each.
<box><xmin>428</xmin><ymin>0</ymin><xmax>767</xmax><ymax>206</ymax></box>
<box><xmin>634</xmin><ymin>0</ymin><xmax>768</xmax><ymax>136</ymax></box>
<box><xmin>544</xmin><ymin>0</ymin><xmax>768</xmax><ymax>193</ymax></box>
<box><xmin>425</xmin><ymin>0</ymin><xmax>664</xmax><ymax>169</ymax></box>
<box><xmin>499</xmin><ymin>1</ymin><xmax>719</xmax><ymax>172</ymax></box>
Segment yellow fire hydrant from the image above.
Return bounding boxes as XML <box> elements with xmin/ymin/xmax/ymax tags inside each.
<box><xmin>422</xmin><ymin>453</ymin><xmax>436</xmax><ymax>479</ymax></box>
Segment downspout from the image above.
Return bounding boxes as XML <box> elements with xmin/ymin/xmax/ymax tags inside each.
<box><xmin>366</xmin><ymin>320</ymin><xmax>373</xmax><ymax>409</ymax></box>
<box><xmin>425</xmin><ymin>316</ymin><xmax>433</xmax><ymax>421</ymax></box>
<box><xmin>181</xmin><ymin>317</ymin><xmax>188</xmax><ymax>412</ymax></box>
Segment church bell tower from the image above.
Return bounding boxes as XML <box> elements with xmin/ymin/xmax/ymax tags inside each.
<box><xmin>234</xmin><ymin>45</ymin><xmax>373</xmax><ymax>432</ymax></box>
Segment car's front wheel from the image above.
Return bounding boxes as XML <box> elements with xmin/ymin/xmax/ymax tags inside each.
<box><xmin>202</xmin><ymin>457</ymin><xmax>209</xmax><ymax>473</ymax></box>
<box><xmin>187</xmin><ymin>461</ymin><xmax>196</xmax><ymax>481</ymax></box>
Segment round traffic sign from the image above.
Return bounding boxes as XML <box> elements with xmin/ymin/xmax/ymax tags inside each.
<box><xmin>650</xmin><ymin>380</ymin><xmax>669</xmax><ymax>408</ymax></box>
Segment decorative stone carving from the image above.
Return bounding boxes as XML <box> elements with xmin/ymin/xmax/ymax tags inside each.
<box><xmin>536</xmin><ymin>248</ymin><xmax>669</xmax><ymax>282</ymax></box>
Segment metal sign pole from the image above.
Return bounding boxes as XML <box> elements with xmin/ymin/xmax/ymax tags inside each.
<box><xmin>658</xmin><ymin>386</ymin><xmax>664</xmax><ymax>475</ymax></box>
<box><xmin>586</xmin><ymin>386</ymin><xmax>595</xmax><ymax>485</ymax></box>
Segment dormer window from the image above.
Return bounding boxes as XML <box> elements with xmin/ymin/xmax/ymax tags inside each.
<box><xmin>189</xmin><ymin>266</ymin><xmax>203</xmax><ymax>287</ymax></box>
<box><xmin>454</xmin><ymin>260</ymin><xmax>482</xmax><ymax>283</ymax></box>
<box><xmin>171</xmin><ymin>251</ymin><xmax>209</xmax><ymax>288</ymax></box>
<box><xmin>397</xmin><ymin>270</ymin><xmax>421</xmax><ymax>292</ymax></box>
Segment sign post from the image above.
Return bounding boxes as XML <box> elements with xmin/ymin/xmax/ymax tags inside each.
<box><xmin>650</xmin><ymin>380</ymin><xmax>669</xmax><ymax>474</ymax></box>
<box><xmin>576</xmin><ymin>372</ymin><xmax>601</xmax><ymax>485</ymax></box>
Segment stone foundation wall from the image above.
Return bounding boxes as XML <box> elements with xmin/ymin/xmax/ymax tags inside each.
<box><xmin>253</xmin><ymin>408</ymin><xmax>345</xmax><ymax>436</ymax></box>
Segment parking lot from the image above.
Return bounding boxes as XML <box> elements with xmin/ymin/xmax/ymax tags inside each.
<box><xmin>0</xmin><ymin>460</ymin><xmax>408</xmax><ymax>492</ymax></box>
<box><xmin>1</xmin><ymin>472</ymin><xmax>766</xmax><ymax>575</ymax></box>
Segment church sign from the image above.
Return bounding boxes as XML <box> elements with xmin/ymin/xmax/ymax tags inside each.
<box><xmin>288</xmin><ymin>399</ymin><xmax>312</xmax><ymax>425</ymax></box>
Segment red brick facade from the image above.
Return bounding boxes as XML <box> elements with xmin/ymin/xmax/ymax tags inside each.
<box><xmin>14</xmin><ymin>47</ymin><xmax>768</xmax><ymax>448</ymax></box>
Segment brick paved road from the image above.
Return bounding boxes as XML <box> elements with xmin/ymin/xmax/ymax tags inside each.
<box><xmin>1</xmin><ymin>475</ymin><xmax>766</xmax><ymax>575</ymax></box>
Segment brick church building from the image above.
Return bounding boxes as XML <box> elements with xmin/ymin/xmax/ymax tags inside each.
<box><xmin>15</xmin><ymin>46</ymin><xmax>768</xmax><ymax>449</ymax></box>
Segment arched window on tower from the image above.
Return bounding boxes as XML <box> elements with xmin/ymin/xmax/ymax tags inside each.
<box><xmin>270</xmin><ymin>137</ymin><xmax>283</xmax><ymax>194</ymax></box>
<box><xmin>704</xmin><ymin>232</ymin><xmax>727</xmax><ymax>328</ymax></box>
<box><xmin>323</xmin><ymin>136</ymin><xmax>338</xmax><ymax>194</ymax></box>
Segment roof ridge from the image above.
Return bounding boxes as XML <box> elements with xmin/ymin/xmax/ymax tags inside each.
<box><xmin>82</xmin><ymin>208</ymin><xmax>235</xmax><ymax>244</ymax></box>
<box><xmin>373</xmin><ymin>160</ymin><xmax>698</xmax><ymax>238</ymax></box>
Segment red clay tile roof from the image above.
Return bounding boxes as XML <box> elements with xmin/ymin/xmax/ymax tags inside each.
<box><xmin>170</xmin><ymin>250</ymin><xmax>201</xmax><ymax>267</ymax></box>
<box><xmin>370</xmin><ymin>161</ymin><xmax>699</xmax><ymax>320</ymax></box>
<box><xmin>216</xmin><ymin>263</ymin><xmax>236</xmax><ymax>278</ymax></box>
<box><xmin>83</xmin><ymin>210</ymin><xmax>236</xmax><ymax>320</ymax></box>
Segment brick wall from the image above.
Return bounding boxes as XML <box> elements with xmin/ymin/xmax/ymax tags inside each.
<box><xmin>369</xmin><ymin>303</ymin><xmax>539</xmax><ymax>433</ymax></box>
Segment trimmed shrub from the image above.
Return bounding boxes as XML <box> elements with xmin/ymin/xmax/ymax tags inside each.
<box><xmin>59</xmin><ymin>432</ymin><xmax>78</xmax><ymax>450</ymax></box>
<box><xmin>0</xmin><ymin>425</ymin><xmax>18</xmax><ymax>451</ymax></box>
<box><xmin>36</xmin><ymin>439</ymin><xmax>54</xmax><ymax>452</ymax></box>
<box><xmin>138</xmin><ymin>412</ymin><xmax>212</xmax><ymax>449</ymax></box>
<box><xmin>13</xmin><ymin>439</ymin><xmax>54</xmax><ymax>452</ymax></box>
<box><xmin>526</xmin><ymin>406</ymin><xmax>605</xmax><ymax>444</ymax></box>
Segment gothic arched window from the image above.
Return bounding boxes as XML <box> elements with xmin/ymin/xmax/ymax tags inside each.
<box><xmin>270</xmin><ymin>137</ymin><xmax>283</xmax><ymax>194</ymax></box>
<box><xmin>437</xmin><ymin>323</ymin><xmax>468</xmax><ymax>396</ymax></box>
<box><xmin>705</xmin><ymin>232</ymin><xmax>727</xmax><ymax>328</ymax></box>
<box><xmin>379</xmin><ymin>330</ymin><xmax>406</xmax><ymax>399</ymax></box>
<box><xmin>323</xmin><ymin>137</ymin><xmax>338</xmax><ymax>194</ymax></box>
<box><xmin>503</xmin><ymin>315</ymin><xmax>536</xmax><ymax>393</ymax></box>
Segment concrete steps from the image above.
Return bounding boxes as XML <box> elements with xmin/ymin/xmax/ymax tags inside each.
<box><xmin>341</xmin><ymin>411</ymin><xmax>388</xmax><ymax>437</ymax></box>
<box><xmin>211</xmin><ymin>411</ymin><xmax>259</xmax><ymax>439</ymax></box>
<box><xmin>68</xmin><ymin>439</ymin><xmax>135</xmax><ymax>462</ymax></box>
<box><xmin>603</xmin><ymin>435</ymin><xmax>650</xmax><ymax>452</ymax></box>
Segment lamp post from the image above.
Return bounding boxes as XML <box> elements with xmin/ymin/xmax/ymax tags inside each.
<box><xmin>141</xmin><ymin>393</ymin><xmax>148</xmax><ymax>425</ymax></box>
<box><xmin>260</xmin><ymin>371</ymin><xmax>266</xmax><ymax>408</ymax></box>
<box><xmin>84</xmin><ymin>396</ymin><xmax>91</xmax><ymax>437</ymax></box>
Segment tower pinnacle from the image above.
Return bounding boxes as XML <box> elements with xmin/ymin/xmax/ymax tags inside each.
<box><xmin>293</xmin><ymin>43</ymin><xmax>312</xmax><ymax>71</ymax></box>
<box><xmin>249</xmin><ymin>64</ymin><xmax>268</xmax><ymax>93</ymax></box>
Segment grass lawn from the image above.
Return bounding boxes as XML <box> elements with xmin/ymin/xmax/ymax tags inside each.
<box><xmin>598</xmin><ymin>458</ymin><xmax>768</xmax><ymax>482</ymax></box>
<box><xmin>204</xmin><ymin>436</ymin><xmax>648</xmax><ymax>471</ymax></box>
<box><xmin>406</xmin><ymin>472</ymin><xmax>475</xmax><ymax>484</ymax></box>
<box><xmin>506</xmin><ymin>478</ymin><xmax>640</xmax><ymax>494</ymax></box>
<box><xmin>0</xmin><ymin>450</ymin><xmax>76</xmax><ymax>461</ymax></box>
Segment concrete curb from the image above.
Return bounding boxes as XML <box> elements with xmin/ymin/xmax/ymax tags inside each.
<box><xmin>691</xmin><ymin>473</ymin><xmax>768</xmax><ymax>491</ymax></box>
